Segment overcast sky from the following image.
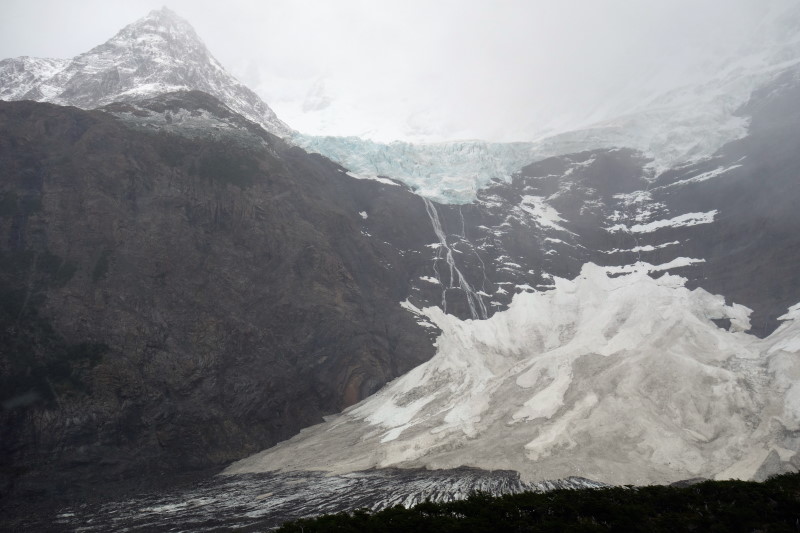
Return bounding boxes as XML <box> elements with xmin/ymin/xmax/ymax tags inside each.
<box><xmin>0</xmin><ymin>1</ymin><xmax>793</xmax><ymax>142</ymax></box>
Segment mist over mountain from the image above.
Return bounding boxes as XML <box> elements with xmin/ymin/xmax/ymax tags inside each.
<box><xmin>1</xmin><ymin>5</ymin><xmax>799</xmax><ymax>531</ymax></box>
<box><xmin>295</xmin><ymin>0</ymin><xmax>800</xmax><ymax>203</ymax></box>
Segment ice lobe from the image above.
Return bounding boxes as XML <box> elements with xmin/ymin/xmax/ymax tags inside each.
<box><xmin>226</xmin><ymin>264</ymin><xmax>799</xmax><ymax>485</ymax></box>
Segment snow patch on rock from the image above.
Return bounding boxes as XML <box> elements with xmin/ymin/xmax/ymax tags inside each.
<box><xmin>608</xmin><ymin>211</ymin><xmax>718</xmax><ymax>234</ymax></box>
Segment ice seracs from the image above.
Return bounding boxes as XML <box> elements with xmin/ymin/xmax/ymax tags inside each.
<box><xmin>226</xmin><ymin>264</ymin><xmax>800</xmax><ymax>485</ymax></box>
<box><xmin>296</xmin><ymin>135</ymin><xmax>539</xmax><ymax>203</ymax></box>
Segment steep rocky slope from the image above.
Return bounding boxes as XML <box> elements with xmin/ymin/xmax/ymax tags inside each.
<box><xmin>0</xmin><ymin>92</ymin><xmax>437</xmax><ymax>500</ymax></box>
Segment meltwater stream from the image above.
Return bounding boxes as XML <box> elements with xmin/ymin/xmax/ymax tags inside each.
<box><xmin>422</xmin><ymin>197</ymin><xmax>488</xmax><ymax>319</ymax></box>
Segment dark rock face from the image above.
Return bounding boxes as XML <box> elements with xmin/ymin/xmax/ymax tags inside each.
<box><xmin>0</xmin><ymin>95</ymin><xmax>436</xmax><ymax>501</ymax></box>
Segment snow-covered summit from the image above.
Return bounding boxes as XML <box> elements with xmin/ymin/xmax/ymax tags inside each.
<box><xmin>0</xmin><ymin>7</ymin><xmax>291</xmax><ymax>138</ymax></box>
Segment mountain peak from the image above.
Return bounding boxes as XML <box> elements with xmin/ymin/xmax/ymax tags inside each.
<box><xmin>142</xmin><ymin>5</ymin><xmax>194</xmax><ymax>29</ymax></box>
<box><xmin>0</xmin><ymin>8</ymin><xmax>292</xmax><ymax>137</ymax></box>
<box><xmin>109</xmin><ymin>6</ymin><xmax>205</xmax><ymax>52</ymax></box>
<box><xmin>142</xmin><ymin>7</ymin><xmax>194</xmax><ymax>31</ymax></box>
<box><xmin>149</xmin><ymin>5</ymin><xmax>179</xmax><ymax>17</ymax></box>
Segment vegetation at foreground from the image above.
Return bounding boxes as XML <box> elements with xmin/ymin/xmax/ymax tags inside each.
<box><xmin>277</xmin><ymin>472</ymin><xmax>800</xmax><ymax>532</ymax></box>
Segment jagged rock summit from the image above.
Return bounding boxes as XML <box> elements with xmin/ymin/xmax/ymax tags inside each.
<box><xmin>0</xmin><ymin>7</ymin><xmax>291</xmax><ymax>137</ymax></box>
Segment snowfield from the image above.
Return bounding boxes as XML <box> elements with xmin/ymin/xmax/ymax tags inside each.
<box><xmin>226</xmin><ymin>264</ymin><xmax>800</xmax><ymax>485</ymax></box>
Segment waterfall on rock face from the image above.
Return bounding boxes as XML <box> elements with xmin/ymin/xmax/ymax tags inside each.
<box><xmin>422</xmin><ymin>197</ymin><xmax>487</xmax><ymax>320</ymax></box>
<box><xmin>457</xmin><ymin>204</ymin><xmax>490</xmax><ymax>293</ymax></box>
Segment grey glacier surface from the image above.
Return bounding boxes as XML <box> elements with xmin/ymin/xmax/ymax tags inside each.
<box><xmin>47</xmin><ymin>469</ymin><xmax>603</xmax><ymax>531</ymax></box>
